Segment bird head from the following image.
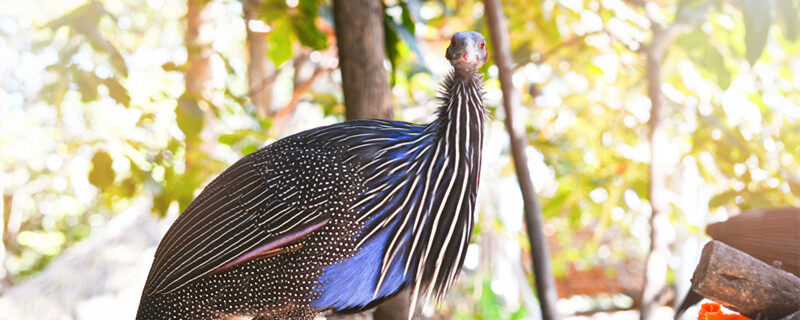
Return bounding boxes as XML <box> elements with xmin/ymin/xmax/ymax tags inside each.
<box><xmin>446</xmin><ymin>31</ymin><xmax>488</xmax><ymax>75</ymax></box>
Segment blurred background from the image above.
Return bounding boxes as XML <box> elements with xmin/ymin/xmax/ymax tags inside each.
<box><xmin>0</xmin><ymin>0</ymin><xmax>798</xmax><ymax>319</ymax></box>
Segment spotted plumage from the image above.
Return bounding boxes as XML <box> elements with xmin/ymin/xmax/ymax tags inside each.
<box><xmin>137</xmin><ymin>31</ymin><xmax>489</xmax><ymax>320</ymax></box>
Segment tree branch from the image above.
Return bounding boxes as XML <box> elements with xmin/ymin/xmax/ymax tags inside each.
<box><xmin>272</xmin><ymin>66</ymin><xmax>333</xmax><ymax>121</ymax></box>
<box><xmin>246</xmin><ymin>72</ymin><xmax>280</xmax><ymax>103</ymax></box>
<box><xmin>530</xmin><ymin>30</ymin><xmax>605</xmax><ymax>65</ymax></box>
<box><xmin>639</xmin><ymin>3</ymin><xmax>714</xmax><ymax>320</ymax></box>
<box><xmin>484</xmin><ymin>0</ymin><xmax>561</xmax><ymax>319</ymax></box>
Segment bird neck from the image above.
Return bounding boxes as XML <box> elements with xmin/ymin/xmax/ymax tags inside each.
<box><xmin>344</xmin><ymin>71</ymin><xmax>487</xmax><ymax>308</ymax></box>
<box><xmin>400</xmin><ymin>71</ymin><xmax>483</xmax><ymax>305</ymax></box>
<box><xmin>430</xmin><ymin>72</ymin><xmax>485</xmax><ymax>167</ymax></box>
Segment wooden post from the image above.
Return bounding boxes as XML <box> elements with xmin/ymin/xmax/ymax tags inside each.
<box><xmin>691</xmin><ymin>240</ymin><xmax>800</xmax><ymax>319</ymax></box>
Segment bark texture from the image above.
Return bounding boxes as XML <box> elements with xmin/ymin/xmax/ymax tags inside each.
<box><xmin>371</xmin><ymin>293</ymin><xmax>411</xmax><ymax>320</ymax></box>
<box><xmin>183</xmin><ymin>0</ymin><xmax>221</xmax><ymax>157</ymax></box>
<box><xmin>484</xmin><ymin>0</ymin><xmax>561</xmax><ymax>319</ymax></box>
<box><xmin>636</xmin><ymin>3</ymin><xmax>714</xmax><ymax>317</ymax></box>
<box><xmin>244</xmin><ymin>0</ymin><xmax>275</xmax><ymax>117</ymax></box>
<box><xmin>185</xmin><ymin>0</ymin><xmax>217</xmax><ymax>109</ymax></box>
<box><xmin>691</xmin><ymin>241</ymin><xmax>800</xmax><ymax>319</ymax></box>
<box><xmin>640</xmin><ymin>22</ymin><xmax>673</xmax><ymax>320</ymax></box>
<box><xmin>333</xmin><ymin>0</ymin><xmax>393</xmax><ymax>120</ymax></box>
<box><xmin>706</xmin><ymin>207</ymin><xmax>800</xmax><ymax>277</ymax></box>
<box><xmin>332</xmin><ymin>1</ymin><xmax>403</xmax><ymax>319</ymax></box>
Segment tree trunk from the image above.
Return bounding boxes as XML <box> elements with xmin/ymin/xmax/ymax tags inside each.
<box><xmin>185</xmin><ymin>0</ymin><xmax>217</xmax><ymax>111</ymax></box>
<box><xmin>640</xmin><ymin>23</ymin><xmax>671</xmax><ymax>320</ymax></box>
<box><xmin>371</xmin><ymin>293</ymin><xmax>411</xmax><ymax>320</ymax></box>
<box><xmin>244</xmin><ymin>0</ymin><xmax>275</xmax><ymax>117</ymax></box>
<box><xmin>333</xmin><ymin>1</ymin><xmax>405</xmax><ymax>318</ymax></box>
<box><xmin>1</xmin><ymin>193</ymin><xmax>11</xmax><ymax>288</ymax></box>
<box><xmin>333</xmin><ymin>0</ymin><xmax>392</xmax><ymax>120</ymax></box>
<box><xmin>483</xmin><ymin>1</ymin><xmax>560</xmax><ymax>319</ymax></box>
<box><xmin>183</xmin><ymin>0</ymin><xmax>221</xmax><ymax>164</ymax></box>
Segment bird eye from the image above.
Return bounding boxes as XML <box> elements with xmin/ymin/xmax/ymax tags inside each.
<box><xmin>480</xmin><ymin>42</ymin><xmax>485</xmax><ymax>49</ymax></box>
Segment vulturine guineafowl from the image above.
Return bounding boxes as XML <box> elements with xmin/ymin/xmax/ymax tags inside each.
<box><xmin>136</xmin><ymin>31</ymin><xmax>489</xmax><ymax>320</ymax></box>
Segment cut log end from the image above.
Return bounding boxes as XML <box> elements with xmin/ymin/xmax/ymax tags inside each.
<box><xmin>691</xmin><ymin>241</ymin><xmax>800</xmax><ymax>319</ymax></box>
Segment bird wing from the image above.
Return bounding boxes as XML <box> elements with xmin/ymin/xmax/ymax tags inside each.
<box><xmin>141</xmin><ymin>131</ymin><xmax>367</xmax><ymax>296</ymax></box>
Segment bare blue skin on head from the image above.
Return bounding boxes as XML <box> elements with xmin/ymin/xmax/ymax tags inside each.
<box><xmin>445</xmin><ymin>31</ymin><xmax>489</xmax><ymax>75</ymax></box>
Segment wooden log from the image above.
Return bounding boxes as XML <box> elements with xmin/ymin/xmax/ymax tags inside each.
<box><xmin>779</xmin><ymin>310</ymin><xmax>800</xmax><ymax>320</ymax></box>
<box><xmin>706</xmin><ymin>207</ymin><xmax>800</xmax><ymax>277</ymax></box>
<box><xmin>691</xmin><ymin>240</ymin><xmax>800</xmax><ymax>319</ymax></box>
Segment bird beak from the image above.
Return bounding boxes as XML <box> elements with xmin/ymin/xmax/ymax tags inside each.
<box><xmin>461</xmin><ymin>53</ymin><xmax>478</xmax><ymax>63</ymax></box>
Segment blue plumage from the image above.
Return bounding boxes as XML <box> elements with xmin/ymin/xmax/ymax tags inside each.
<box><xmin>311</xmin><ymin>220</ymin><xmax>411</xmax><ymax>311</ymax></box>
<box><xmin>137</xmin><ymin>31</ymin><xmax>489</xmax><ymax>320</ymax></box>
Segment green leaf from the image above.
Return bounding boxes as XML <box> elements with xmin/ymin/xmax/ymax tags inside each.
<box><xmin>46</xmin><ymin>1</ymin><xmax>128</xmax><ymax>77</ymax></box>
<box><xmin>89</xmin><ymin>151</ymin><xmax>115</xmax><ymax>191</ymax></box>
<box><xmin>291</xmin><ymin>0</ymin><xmax>327</xmax><ymax>50</ymax></box>
<box><xmin>676</xmin><ymin>30</ymin><xmax>733</xmax><ymax>89</ymax></box>
<box><xmin>775</xmin><ymin>0</ymin><xmax>798</xmax><ymax>41</ymax></box>
<box><xmin>257</xmin><ymin>0</ymin><xmax>288</xmax><ymax>22</ymax></box>
<box><xmin>161</xmin><ymin>62</ymin><xmax>185</xmax><ymax>72</ymax></box>
<box><xmin>152</xmin><ymin>192</ymin><xmax>172</xmax><ymax>217</ymax></box>
<box><xmin>389</xmin><ymin>17</ymin><xmax>426</xmax><ymax>67</ymax></box>
<box><xmin>399</xmin><ymin>1</ymin><xmax>416</xmax><ymax>35</ymax></box>
<box><xmin>383</xmin><ymin>9</ymin><xmax>427</xmax><ymax>82</ymax></box>
<box><xmin>218</xmin><ymin>133</ymin><xmax>243</xmax><ymax>145</ymax></box>
<box><xmin>242</xmin><ymin>142</ymin><xmax>260</xmax><ymax>156</ymax></box>
<box><xmin>384</xmin><ymin>11</ymin><xmax>400</xmax><ymax>86</ymax></box>
<box><xmin>44</xmin><ymin>1</ymin><xmax>106</xmax><ymax>31</ymax></box>
<box><xmin>119</xmin><ymin>177</ymin><xmax>138</xmax><ymax>198</ymax></box>
<box><xmin>740</xmin><ymin>0</ymin><xmax>774</xmax><ymax>65</ymax></box>
<box><xmin>176</xmin><ymin>94</ymin><xmax>205</xmax><ymax>140</ymax></box>
<box><xmin>17</xmin><ymin>231</ymin><xmax>66</xmax><ymax>256</ymax></box>
<box><xmin>532</xmin><ymin>1</ymin><xmax>561</xmax><ymax>46</ymax></box>
<box><xmin>676</xmin><ymin>0</ymin><xmax>714</xmax><ymax>23</ymax></box>
<box><xmin>709</xmin><ymin>189</ymin><xmax>737</xmax><ymax>208</ymax></box>
<box><xmin>74</xmin><ymin>69</ymin><xmax>99</xmax><ymax>102</ymax></box>
<box><xmin>701</xmin><ymin>44</ymin><xmax>731</xmax><ymax>89</ymax></box>
<box><xmin>543</xmin><ymin>185</ymin><xmax>570</xmax><ymax>218</ymax></box>
<box><xmin>102</xmin><ymin>77</ymin><xmax>130</xmax><ymax>107</ymax></box>
<box><xmin>587</xmin><ymin>63</ymin><xmax>604</xmax><ymax>76</ymax></box>
<box><xmin>291</xmin><ymin>19</ymin><xmax>327</xmax><ymax>50</ymax></box>
<box><xmin>41</xmin><ymin>81</ymin><xmax>69</xmax><ymax>107</ymax></box>
<box><xmin>224</xmin><ymin>87</ymin><xmax>248</xmax><ymax>108</ymax></box>
<box><xmin>268</xmin><ymin>18</ymin><xmax>293</xmax><ymax>66</ymax></box>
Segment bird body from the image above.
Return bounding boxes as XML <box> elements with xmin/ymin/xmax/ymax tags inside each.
<box><xmin>137</xmin><ymin>31</ymin><xmax>489</xmax><ymax>320</ymax></box>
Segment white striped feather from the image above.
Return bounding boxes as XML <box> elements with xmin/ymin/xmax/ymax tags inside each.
<box><xmin>143</xmin><ymin>72</ymin><xmax>485</xmax><ymax>312</ymax></box>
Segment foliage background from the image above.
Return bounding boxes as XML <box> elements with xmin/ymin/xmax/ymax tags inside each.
<box><xmin>1</xmin><ymin>0</ymin><xmax>798</xmax><ymax>318</ymax></box>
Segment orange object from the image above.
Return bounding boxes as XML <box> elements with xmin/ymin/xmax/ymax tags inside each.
<box><xmin>698</xmin><ymin>303</ymin><xmax>751</xmax><ymax>320</ymax></box>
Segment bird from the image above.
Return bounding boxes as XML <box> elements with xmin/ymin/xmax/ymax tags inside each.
<box><xmin>136</xmin><ymin>31</ymin><xmax>489</xmax><ymax>320</ymax></box>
